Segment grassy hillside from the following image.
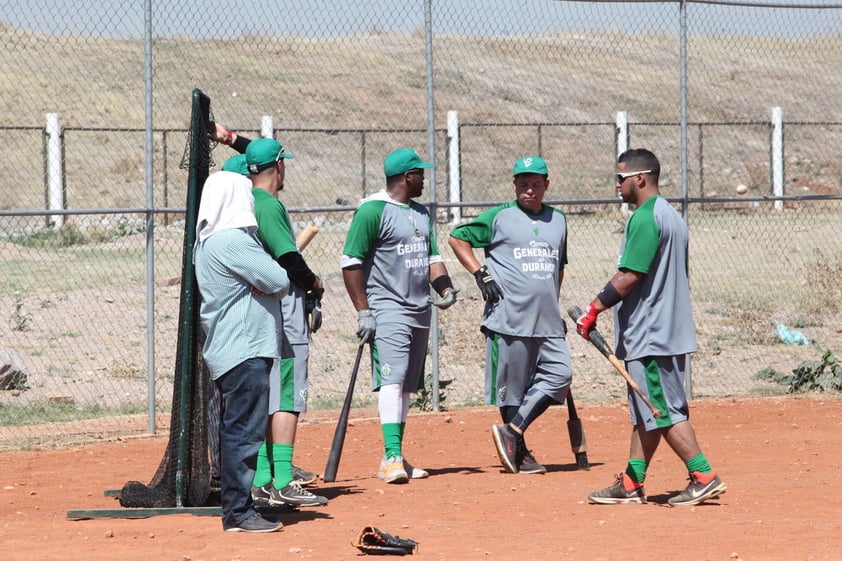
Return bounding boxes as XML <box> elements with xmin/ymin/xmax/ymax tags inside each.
<box><xmin>1</xmin><ymin>24</ymin><xmax>841</xmax><ymax>211</ymax></box>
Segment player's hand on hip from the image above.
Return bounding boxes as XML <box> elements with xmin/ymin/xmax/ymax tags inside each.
<box><xmin>575</xmin><ymin>302</ymin><xmax>600</xmax><ymax>341</ymax></box>
<box><xmin>473</xmin><ymin>265</ymin><xmax>503</xmax><ymax>303</ymax></box>
<box><xmin>430</xmin><ymin>288</ymin><xmax>460</xmax><ymax>309</ymax></box>
<box><xmin>356</xmin><ymin>309</ymin><xmax>376</xmax><ymax>342</ymax></box>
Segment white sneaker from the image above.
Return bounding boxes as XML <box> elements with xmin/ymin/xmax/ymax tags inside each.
<box><xmin>378</xmin><ymin>455</ymin><xmax>409</xmax><ymax>484</ymax></box>
<box><xmin>377</xmin><ymin>456</ymin><xmax>428</xmax><ymax>480</ymax></box>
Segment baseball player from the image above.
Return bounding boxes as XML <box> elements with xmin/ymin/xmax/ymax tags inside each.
<box><xmin>575</xmin><ymin>148</ymin><xmax>726</xmax><ymax>506</ymax></box>
<box><xmin>340</xmin><ymin>148</ymin><xmax>459</xmax><ymax>484</ymax></box>
<box><xmin>213</xmin><ymin>126</ymin><xmax>322</xmax><ymax>491</ymax></box>
<box><xmin>449</xmin><ymin>155</ymin><xmax>573</xmax><ymax>474</ymax></box>
<box><xmin>243</xmin><ymin>138</ymin><xmax>327</xmax><ymax>507</ymax></box>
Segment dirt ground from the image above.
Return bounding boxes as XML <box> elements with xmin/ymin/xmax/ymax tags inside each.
<box><xmin>2</xmin><ymin>395</ymin><xmax>840</xmax><ymax>561</ymax></box>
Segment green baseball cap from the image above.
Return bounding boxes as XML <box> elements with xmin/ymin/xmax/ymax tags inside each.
<box><xmin>383</xmin><ymin>148</ymin><xmax>434</xmax><ymax>177</ymax></box>
<box><xmin>221</xmin><ymin>154</ymin><xmax>249</xmax><ymax>176</ymax></box>
<box><xmin>513</xmin><ymin>155</ymin><xmax>548</xmax><ymax>176</ymax></box>
<box><xmin>245</xmin><ymin>138</ymin><xmax>294</xmax><ymax>173</ymax></box>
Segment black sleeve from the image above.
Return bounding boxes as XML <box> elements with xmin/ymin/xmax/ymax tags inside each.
<box><xmin>277</xmin><ymin>251</ymin><xmax>316</xmax><ymax>291</ymax></box>
<box><xmin>231</xmin><ymin>134</ymin><xmax>251</xmax><ymax>155</ymax></box>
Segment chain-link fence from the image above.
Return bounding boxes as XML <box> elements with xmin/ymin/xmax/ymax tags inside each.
<box><xmin>1</xmin><ymin>0</ymin><xmax>841</xmax><ymax>449</ymax></box>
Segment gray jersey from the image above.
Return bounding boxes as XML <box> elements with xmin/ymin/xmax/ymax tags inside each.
<box><xmin>341</xmin><ymin>190</ymin><xmax>444</xmax><ymax>328</ymax></box>
<box><xmin>614</xmin><ymin>195</ymin><xmax>697</xmax><ymax>360</ymax></box>
<box><xmin>450</xmin><ymin>201</ymin><xmax>568</xmax><ymax>337</ymax></box>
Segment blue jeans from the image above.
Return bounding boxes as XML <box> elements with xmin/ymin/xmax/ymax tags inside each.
<box><xmin>215</xmin><ymin>357</ymin><xmax>271</xmax><ymax>529</ymax></box>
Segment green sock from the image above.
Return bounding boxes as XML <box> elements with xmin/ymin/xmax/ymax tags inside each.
<box><xmin>382</xmin><ymin>422</ymin><xmax>402</xmax><ymax>458</ymax></box>
<box><xmin>686</xmin><ymin>453</ymin><xmax>712</xmax><ymax>475</ymax></box>
<box><xmin>625</xmin><ymin>459</ymin><xmax>648</xmax><ymax>485</ymax></box>
<box><xmin>252</xmin><ymin>442</ymin><xmax>272</xmax><ymax>488</ymax></box>
<box><xmin>272</xmin><ymin>444</ymin><xmax>294</xmax><ymax>488</ymax></box>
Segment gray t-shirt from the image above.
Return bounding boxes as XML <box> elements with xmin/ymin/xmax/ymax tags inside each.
<box><xmin>614</xmin><ymin>195</ymin><xmax>697</xmax><ymax>360</ymax></box>
<box><xmin>450</xmin><ymin>201</ymin><xmax>568</xmax><ymax>337</ymax></box>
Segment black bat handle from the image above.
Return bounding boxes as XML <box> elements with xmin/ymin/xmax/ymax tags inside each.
<box><xmin>322</xmin><ymin>340</ymin><xmax>366</xmax><ymax>482</ymax></box>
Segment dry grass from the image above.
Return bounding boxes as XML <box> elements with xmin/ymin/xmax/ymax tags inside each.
<box><xmin>1</xmin><ymin>23</ymin><xmax>841</xmax><ymax>211</ymax></box>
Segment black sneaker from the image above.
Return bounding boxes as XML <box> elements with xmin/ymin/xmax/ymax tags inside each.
<box><xmin>251</xmin><ymin>483</ymin><xmax>273</xmax><ymax>507</ymax></box>
<box><xmin>224</xmin><ymin>513</ymin><xmax>281</xmax><ymax>533</ymax></box>
<box><xmin>292</xmin><ymin>464</ymin><xmax>318</xmax><ymax>486</ymax></box>
<box><xmin>588</xmin><ymin>474</ymin><xmax>647</xmax><ymax>504</ymax></box>
<box><xmin>519</xmin><ymin>450</ymin><xmax>547</xmax><ymax>474</ymax></box>
<box><xmin>668</xmin><ymin>472</ymin><xmax>727</xmax><ymax>506</ymax></box>
<box><xmin>491</xmin><ymin>424</ymin><xmax>524</xmax><ymax>474</ymax></box>
<box><xmin>272</xmin><ymin>481</ymin><xmax>328</xmax><ymax>507</ymax></box>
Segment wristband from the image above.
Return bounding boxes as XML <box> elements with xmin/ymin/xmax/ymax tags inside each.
<box><xmin>596</xmin><ymin>281</ymin><xmax>622</xmax><ymax>309</ymax></box>
<box><xmin>431</xmin><ymin>275</ymin><xmax>454</xmax><ymax>296</ymax></box>
<box><xmin>221</xmin><ymin>129</ymin><xmax>234</xmax><ymax>145</ymax></box>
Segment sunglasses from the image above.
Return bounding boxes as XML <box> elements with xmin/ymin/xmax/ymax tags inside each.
<box><xmin>275</xmin><ymin>146</ymin><xmax>287</xmax><ymax>163</ymax></box>
<box><xmin>615</xmin><ymin>169</ymin><xmax>652</xmax><ymax>184</ymax></box>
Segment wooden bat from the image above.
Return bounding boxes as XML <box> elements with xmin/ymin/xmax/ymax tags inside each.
<box><xmin>567</xmin><ymin>306</ymin><xmax>663</xmax><ymax>419</ymax></box>
<box><xmin>296</xmin><ymin>223</ymin><xmax>319</xmax><ymax>251</ymax></box>
<box><xmin>322</xmin><ymin>339</ymin><xmax>367</xmax><ymax>482</ymax></box>
<box><xmin>565</xmin><ymin>390</ymin><xmax>590</xmax><ymax>470</ymax></box>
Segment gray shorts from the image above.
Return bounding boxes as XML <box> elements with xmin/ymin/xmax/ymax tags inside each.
<box><xmin>268</xmin><ymin>337</ymin><xmax>308</xmax><ymax>414</ymax></box>
<box><xmin>371</xmin><ymin>321</ymin><xmax>429</xmax><ymax>392</ymax></box>
<box><xmin>484</xmin><ymin>331</ymin><xmax>572</xmax><ymax>407</ymax></box>
<box><xmin>625</xmin><ymin>355</ymin><xmax>689</xmax><ymax>430</ymax></box>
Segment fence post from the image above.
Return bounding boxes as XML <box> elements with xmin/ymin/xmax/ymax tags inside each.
<box><xmin>447</xmin><ymin>110</ymin><xmax>461</xmax><ymax>225</ymax></box>
<box><xmin>771</xmin><ymin>107</ymin><xmax>784</xmax><ymax>211</ymax></box>
<box><xmin>262</xmin><ymin>115</ymin><xmax>274</xmax><ymax>139</ymax></box>
<box><xmin>45</xmin><ymin>113</ymin><xmax>65</xmax><ymax>230</ymax></box>
<box><xmin>615</xmin><ymin>111</ymin><xmax>629</xmax><ymax>215</ymax></box>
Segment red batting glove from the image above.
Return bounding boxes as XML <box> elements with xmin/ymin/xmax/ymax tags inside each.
<box><xmin>576</xmin><ymin>302</ymin><xmax>600</xmax><ymax>341</ymax></box>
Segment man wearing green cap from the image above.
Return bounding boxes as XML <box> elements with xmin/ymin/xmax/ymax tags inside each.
<box><xmin>212</xmin><ymin>123</ymin><xmax>327</xmax><ymax>506</ymax></box>
<box><xmin>242</xmin><ymin>137</ymin><xmax>328</xmax><ymax>507</ymax></box>
<box><xmin>340</xmin><ymin>148</ymin><xmax>459</xmax><ymax>484</ymax></box>
<box><xmin>448</xmin><ymin>156</ymin><xmax>574</xmax><ymax>475</ymax></box>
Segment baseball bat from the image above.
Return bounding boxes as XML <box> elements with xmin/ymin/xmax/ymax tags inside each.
<box><xmin>565</xmin><ymin>390</ymin><xmax>590</xmax><ymax>470</ymax></box>
<box><xmin>322</xmin><ymin>339</ymin><xmax>367</xmax><ymax>482</ymax></box>
<box><xmin>296</xmin><ymin>223</ymin><xmax>319</xmax><ymax>251</ymax></box>
<box><xmin>567</xmin><ymin>306</ymin><xmax>663</xmax><ymax>419</ymax></box>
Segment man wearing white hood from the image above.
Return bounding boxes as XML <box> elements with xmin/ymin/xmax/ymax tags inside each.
<box><xmin>194</xmin><ymin>170</ymin><xmax>290</xmax><ymax>533</ymax></box>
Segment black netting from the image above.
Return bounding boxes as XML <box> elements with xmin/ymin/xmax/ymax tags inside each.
<box><xmin>119</xmin><ymin>90</ymin><xmax>214</xmax><ymax>508</ymax></box>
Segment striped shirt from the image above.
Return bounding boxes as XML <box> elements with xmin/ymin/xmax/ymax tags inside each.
<box><xmin>194</xmin><ymin>227</ymin><xmax>290</xmax><ymax>379</ymax></box>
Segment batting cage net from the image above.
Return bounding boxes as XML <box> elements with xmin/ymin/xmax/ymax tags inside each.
<box><xmin>119</xmin><ymin>89</ymin><xmax>217</xmax><ymax>508</ymax></box>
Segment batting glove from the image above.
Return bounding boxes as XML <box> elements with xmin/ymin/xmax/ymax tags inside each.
<box><xmin>575</xmin><ymin>302</ymin><xmax>600</xmax><ymax>341</ymax></box>
<box><xmin>430</xmin><ymin>288</ymin><xmax>460</xmax><ymax>309</ymax></box>
<box><xmin>306</xmin><ymin>292</ymin><xmax>322</xmax><ymax>334</ymax></box>
<box><xmin>356</xmin><ymin>309</ymin><xmax>376</xmax><ymax>342</ymax></box>
<box><xmin>473</xmin><ymin>265</ymin><xmax>503</xmax><ymax>303</ymax></box>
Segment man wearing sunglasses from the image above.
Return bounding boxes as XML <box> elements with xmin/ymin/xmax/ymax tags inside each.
<box><xmin>575</xmin><ymin>148</ymin><xmax>726</xmax><ymax>507</ymax></box>
<box><xmin>341</xmin><ymin>148</ymin><xmax>459</xmax><ymax>484</ymax></box>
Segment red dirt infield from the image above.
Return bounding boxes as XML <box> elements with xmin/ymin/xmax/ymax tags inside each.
<box><xmin>2</xmin><ymin>395</ymin><xmax>840</xmax><ymax>561</ymax></box>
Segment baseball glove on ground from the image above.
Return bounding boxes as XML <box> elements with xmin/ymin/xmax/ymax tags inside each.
<box><xmin>352</xmin><ymin>525</ymin><xmax>418</xmax><ymax>555</ymax></box>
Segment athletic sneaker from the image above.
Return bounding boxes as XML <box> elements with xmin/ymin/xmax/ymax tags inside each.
<box><xmin>491</xmin><ymin>424</ymin><xmax>524</xmax><ymax>474</ymax></box>
<box><xmin>224</xmin><ymin>513</ymin><xmax>281</xmax><ymax>533</ymax></box>
<box><xmin>251</xmin><ymin>483</ymin><xmax>274</xmax><ymax>507</ymax></box>
<box><xmin>518</xmin><ymin>450</ymin><xmax>547</xmax><ymax>474</ymax></box>
<box><xmin>380</xmin><ymin>455</ymin><xmax>410</xmax><ymax>484</ymax></box>
<box><xmin>588</xmin><ymin>474</ymin><xmax>647</xmax><ymax>504</ymax></box>
<box><xmin>272</xmin><ymin>481</ymin><xmax>329</xmax><ymax>507</ymax></box>
<box><xmin>377</xmin><ymin>456</ymin><xmax>429</xmax><ymax>480</ymax></box>
<box><xmin>292</xmin><ymin>464</ymin><xmax>318</xmax><ymax>486</ymax></box>
<box><xmin>668</xmin><ymin>472</ymin><xmax>727</xmax><ymax>506</ymax></box>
